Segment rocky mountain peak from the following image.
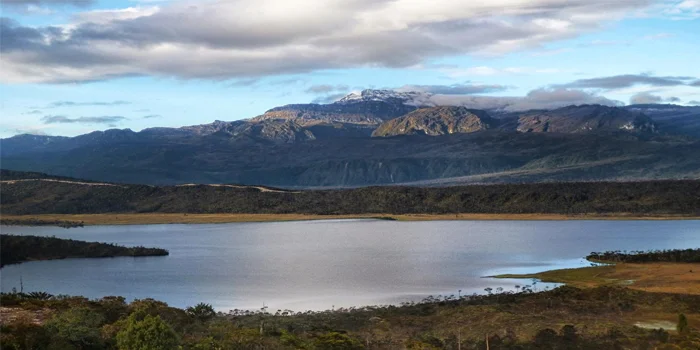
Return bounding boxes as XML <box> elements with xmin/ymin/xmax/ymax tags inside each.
<box><xmin>336</xmin><ymin>89</ymin><xmax>427</xmax><ymax>104</ymax></box>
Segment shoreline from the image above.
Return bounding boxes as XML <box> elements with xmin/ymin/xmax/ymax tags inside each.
<box><xmin>492</xmin><ymin>261</ymin><xmax>700</xmax><ymax>295</ymax></box>
<box><xmin>2</xmin><ymin>213</ymin><xmax>699</xmax><ymax>226</ymax></box>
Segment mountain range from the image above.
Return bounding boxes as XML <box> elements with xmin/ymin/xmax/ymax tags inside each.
<box><xmin>2</xmin><ymin>89</ymin><xmax>699</xmax><ymax>187</ymax></box>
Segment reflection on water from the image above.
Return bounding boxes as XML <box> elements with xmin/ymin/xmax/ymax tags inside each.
<box><xmin>1</xmin><ymin>219</ymin><xmax>698</xmax><ymax>311</ymax></box>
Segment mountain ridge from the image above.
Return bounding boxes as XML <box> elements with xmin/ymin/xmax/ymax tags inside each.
<box><xmin>2</xmin><ymin>131</ymin><xmax>698</xmax><ymax>187</ymax></box>
<box><xmin>516</xmin><ymin>105</ymin><xmax>657</xmax><ymax>134</ymax></box>
<box><xmin>2</xmin><ymin>91</ymin><xmax>699</xmax><ymax>187</ymax></box>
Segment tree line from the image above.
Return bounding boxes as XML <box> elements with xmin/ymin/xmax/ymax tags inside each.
<box><xmin>0</xmin><ymin>234</ymin><xmax>168</xmax><ymax>267</ymax></box>
<box><xmin>587</xmin><ymin>248</ymin><xmax>700</xmax><ymax>263</ymax></box>
<box><xmin>0</xmin><ymin>218</ymin><xmax>84</xmax><ymax>228</ymax></box>
<box><xmin>2</xmin><ymin>170</ymin><xmax>700</xmax><ymax>216</ymax></box>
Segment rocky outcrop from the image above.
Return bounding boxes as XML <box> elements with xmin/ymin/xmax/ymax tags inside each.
<box><xmin>372</xmin><ymin>106</ymin><xmax>495</xmax><ymax>137</ymax></box>
<box><xmin>228</xmin><ymin>119</ymin><xmax>316</xmax><ymax>143</ymax></box>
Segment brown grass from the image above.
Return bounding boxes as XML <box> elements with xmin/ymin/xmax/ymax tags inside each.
<box><xmin>495</xmin><ymin>262</ymin><xmax>700</xmax><ymax>295</ymax></box>
<box><xmin>2</xmin><ymin>212</ymin><xmax>699</xmax><ymax>225</ymax></box>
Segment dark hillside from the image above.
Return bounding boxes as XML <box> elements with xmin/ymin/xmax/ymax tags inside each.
<box><xmin>2</xmin><ymin>132</ymin><xmax>699</xmax><ymax>187</ymax></box>
<box><xmin>2</xmin><ymin>171</ymin><xmax>699</xmax><ymax>215</ymax></box>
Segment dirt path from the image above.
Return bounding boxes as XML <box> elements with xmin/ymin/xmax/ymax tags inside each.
<box><xmin>1</xmin><ymin>179</ymin><xmax>297</xmax><ymax>193</ymax></box>
<box><xmin>1</xmin><ymin>179</ymin><xmax>124</xmax><ymax>187</ymax></box>
<box><xmin>175</xmin><ymin>183</ymin><xmax>297</xmax><ymax>193</ymax></box>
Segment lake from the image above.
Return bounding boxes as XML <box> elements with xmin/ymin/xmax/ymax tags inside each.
<box><xmin>1</xmin><ymin>219</ymin><xmax>699</xmax><ymax>311</ymax></box>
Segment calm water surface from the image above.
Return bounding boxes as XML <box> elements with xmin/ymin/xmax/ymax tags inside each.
<box><xmin>1</xmin><ymin>220</ymin><xmax>698</xmax><ymax>311</ymax></box>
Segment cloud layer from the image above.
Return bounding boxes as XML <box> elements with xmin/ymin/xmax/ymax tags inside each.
<box><xmin>46</xmin><ymin>100</ymin><xmax>131</xmax><ymax>108</ymax></box>
<box><xmin>561</xmin><ymin>74</ymin><xmax>698</xmax><ymax>89</ymax></box>
<box><xmin>404</xmin><ymin>87</ymin><xmax>622</xmax><ymax>111</ymax></box>
<box><xmin>41</xmin><ymin>115</ymin><xmax>127</xmax><ymax>125</ymax></box>
<box><xmin>1</xmin><ymin>0</ymin><xmax>653</xmax><ymax>83</ymax></box>
<box><xmin>629</xmin><ymin>92</ymin><xmax>682</xmax><ymax>104</ymax></box>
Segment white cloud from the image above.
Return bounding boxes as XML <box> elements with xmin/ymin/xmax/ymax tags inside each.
<box><xmin>637</xmin><ymin>0</ymin><xmax>700</xmax><ymax>19</ymax></box>
<box><xmin>24</xmin><ymin>5</ymin><xmax>55</xmax><ymax>15</ymax></box>
<box><xmin>663</xmin><ymin>0</ymin><xmax>700</xmax><ymax>19</ymax></box>
<box><xmin>1</xmin><ymin>0</ymin><xmax>654</xmax><ymax>83</ymax></box>
<box><xmin>72</xmin><ymin>6</ymin><xmax>160</xmax><ymax>24</ymax></box>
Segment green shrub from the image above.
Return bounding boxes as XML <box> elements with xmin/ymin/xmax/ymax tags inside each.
<box><xmin>116</xmin><ymin>314</ymin><xmax>179</xmax><ymax>350</ymax></box>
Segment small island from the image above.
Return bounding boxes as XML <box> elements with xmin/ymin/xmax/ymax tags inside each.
<box><xmin>0</xmin><ymin>234</ymin><xmax>169</xmax><ymax>267</ymax></box>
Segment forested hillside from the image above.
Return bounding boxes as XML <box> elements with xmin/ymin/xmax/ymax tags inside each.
<box><xmin>2</xmin><ymin>171</ymin><xmax>699</xmax><ymax>215</ymax></box>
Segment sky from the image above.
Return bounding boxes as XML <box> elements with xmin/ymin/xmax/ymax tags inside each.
<box><xmin>0</xmin><ymin>0</ymin><xmax>699</xmax><ymax>138</ymax></box>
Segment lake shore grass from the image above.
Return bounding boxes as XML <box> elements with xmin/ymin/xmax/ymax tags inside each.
<box><xmin>492</xmin><ymin>262</ymin><xmax>700</xmax><ymax>295</ymax></box>
<box><xmin>2</xmin><ymin>212</ymin><xmax>699</xmax><ymax>226</ymax></box>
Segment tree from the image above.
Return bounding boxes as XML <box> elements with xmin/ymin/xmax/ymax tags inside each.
<box><xmin>186</xmin><ymin>303</ymin><xmax>216</xmax><ymax>322</ymax></box>
<box><xmin>27</xmin><ymin>291</ymin><xmax>53</xmax><ymax>300</ymax></box>
<box><xmin>677</xmin><ymin>313</ymin><xmax>689</xmax><ymax>335</ymax></box>
<box><xmin>314</xmin><ymin>332</ymin><xmax>363</xmax><ymax>350</ymax></box>
<box><xmin>560</xmin><ymin>325</ymin><xmax>578</xmax><ymax>342</ymax></box>
<box><xmin>116</xmin><ymin>314</ymin><xmax>179</xmax><ymax>350</ymax></box>
<box><xmin>45</xmin><ymin>307</ymin><xmax>105</xmax><ymax>349</ymax></box>
<box><xmin>0</xmin><ymin>317</ymin><xmax>51</xmax><ymax>350</ymax></box>
<box><xmin>534</xmin><ymin>328</ymin><xmax>558</xmax><ymax>348</ymax></box>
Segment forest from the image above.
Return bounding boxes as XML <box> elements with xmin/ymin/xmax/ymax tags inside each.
<box><xmin>0</xmin><ymin>219</ymin><xmax>84</xmax><ymax>228</ymax></box>
<box><xmin>1</xmin><ymin>285</ymin><xmax>698</xmax><ymax>349</ymax></box>
<box><xmin>2</xmin><ymin>170</ymin><xmax>700</xmax><ymax>216</ymax></box>
<box><xmin>587</xmin><ymin>249</ymin><xmax>700</xmax><ymax>263</ymax></box>
<box><xmin>0</xmin><ymin>235</ymin><xmax>168</xmax><ymax>267</ymax></box>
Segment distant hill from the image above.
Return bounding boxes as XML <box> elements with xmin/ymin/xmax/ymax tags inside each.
<box><xmin>1</xmin><ymin>91</ymin><xmax>699</xmax><ymax>187</ymax></box>
<box><xmin>516</xmin><ymin>105</ymin><xmax>657</xmax><ymax>134</ymax></box>
<box><xmin>372</xmin><ymin>106</ymin><xmax>496</xmax><ymax>137</ymax></box>
<box><xmin>624</xmin><ymin>104</ymin><xmax>700</xmax><ymax>138</ymax></box>
<box><xmin>1</xmin><ymin>131</ymin><xmax>699</xmax><ymax>187</ymax></box>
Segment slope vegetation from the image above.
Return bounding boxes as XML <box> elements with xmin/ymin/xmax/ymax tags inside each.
<box><xmin>2</xmin><ymin>171</ymin><xmax>699</xmax><ymax>216</ymax></box>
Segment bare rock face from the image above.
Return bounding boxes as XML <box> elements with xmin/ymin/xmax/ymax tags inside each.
<box><xmin>251</xmin><ymin>92</ymin><xmax>417</xmax><ymax>127</ymax></box>
<box><xmin>372</xmin><ymin>106</ymin><xmax>495</xmax><ymax>137</ymax></box>
<box><xmin>516</xmin><ymin>105</ymin><xmax>658</xmax><ymax>134</ymax></box>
